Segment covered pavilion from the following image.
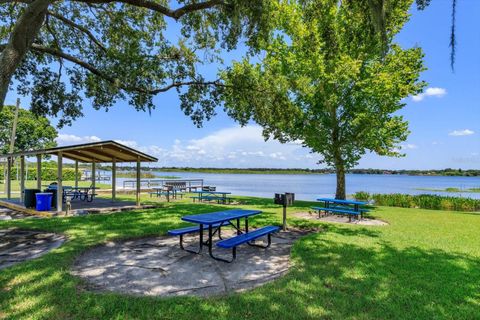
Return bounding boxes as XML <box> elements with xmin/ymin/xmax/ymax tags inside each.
<box><xmin>1</xmin><ymin>140</ymin><xmax>158</xmax><ymax>213</ymax></box>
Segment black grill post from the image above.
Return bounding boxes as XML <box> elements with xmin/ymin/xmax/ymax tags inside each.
<box><xmin>274</xmin><ymin>192</ymin><xmax>295</xmax><ymax>231</ymax></box>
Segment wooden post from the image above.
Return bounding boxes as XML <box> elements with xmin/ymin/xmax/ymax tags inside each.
<box><xmin>36</xmin><ymin>154</ymin><xmax>42</xmax><ymax>190</ymax></box>
<box><xmin>57</xmin><ymin>153</ymin><xmax>63</xmax><ymax>213</ymax></box>
<box><xmin>74</xmin><ymin>161</ymin><xmax>79</xmax><ymax>188</ymax></box>
<box><xmin>6</xmin><ymin>157</ymin><xmax>12</xmax><ymax>199</ymax></box>
<box><xmin>91</xmin><ymin>161</ymin><xmax>96</xmax><ymax>189</ymax></box>
<box><xmin>112</xmin><ymin>158</ymin><xmax>116</xmax><ymax>201</ymax></box>
<box><xmin>136</xmin><ymin>157</ymin><xmax>140</xmax><ymax>206</ymax></box>
<box><xmin>20</xmin><ymin>156</ymin><xmax>25</xmax><ymax>203</ymax></box>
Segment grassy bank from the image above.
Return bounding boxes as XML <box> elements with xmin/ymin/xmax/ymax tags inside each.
<box><xmin>416</xmin><ymin>187</ymin><xmax>480</xmax><ymax>193</ymax></box>
<box><xmin>0</xmin><ymin>194</ymin><xmax>479</xmax><ymax>319</ymax></box>
<box><xmin>354</xmin><ymin>192</ymin><xmax>480</xmax><ymax>212</ymax></box>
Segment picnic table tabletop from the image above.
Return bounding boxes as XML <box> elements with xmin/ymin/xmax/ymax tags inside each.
<box><xmin>316</xmin><ymin>198</ymin><xmax>367</xmax><ymax>206</ymax></box>
<box><xmin>151</xmin><ymin>187</ymin><xmax>181</xmax><ymax>190</ymax></box>
<box><xmin>182</xmin><ymin>209</ymin><xmax>261</xmax><ymax>225</ymax></box>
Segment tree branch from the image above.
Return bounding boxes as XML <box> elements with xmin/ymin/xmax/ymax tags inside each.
<box><xmin>0</xmin><ymin>43</ymin><xmax>223</xmax><ymax>94</ymax></box>
<box><xmin>74</xmin><ymin>0</ymin><xmax>225</xmax><ymax>20</ymax></box>
<box><xmin>47</xmin><ymin>11</ymin><xmax>107</xmax><ymax>52</ymax></box>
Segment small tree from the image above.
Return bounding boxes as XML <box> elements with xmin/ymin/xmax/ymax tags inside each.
<box><xmin>221</xmin><ymin>0</ymin><xmax>426</xmax><ymax>199</ymax></box>
<box><xmin>0</xmin><ymin>105</ymin><xmax>57</xmax><ymax>154</ymax></box>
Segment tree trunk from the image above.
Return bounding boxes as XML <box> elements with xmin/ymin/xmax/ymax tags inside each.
<box><xmin>335</xmin><ymin>162</ymin><xmax>346</xmax><ymax>200</ymax></box>
<box><xmin>0</xmin><ymin>0</ymin><xmax>52</xmax><ymax>111</ymax></box>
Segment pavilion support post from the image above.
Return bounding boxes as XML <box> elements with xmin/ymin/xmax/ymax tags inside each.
<box><xmin>74</xmin><ymin>161</ymin><xmax>79</xmax><ymax>188</ymax></box>
<box><xmin>91</xmin><ymin>161</ymin><xmax>96</xmax><ymax>189</ymax></box>
<box><xmin>6</xmin><ymin>157</ymin><xmax>12</xmax><ymax>199</ymax></box>
<box><xmin>112</xmin><ymin>158</ymin><xmax>116</xmax><ymax>202</ymax></box>
<box><xmin>136</xmin><ymin>157</ymin><xmax>140</xmax><ymax>206</ymax></box>
<box><xmin>36</xmin><ymin>154</ymin><xmax>42</xmax><ymax>190</ymax></box>
<box><xmin>57</xmin><ymin>153</ymin><xmax>63</xmax><ymax>213</ymax></box>
<box><xmin>20</xmin><ymin>156</ymin><xmax>25</xmax><ymax>203</ymax></box>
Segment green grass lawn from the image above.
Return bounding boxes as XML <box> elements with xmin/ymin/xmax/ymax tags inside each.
<box><xmin>0</xmin><ymin>195</ymin><xmax>479</xmax><ymax>319</ymax></box>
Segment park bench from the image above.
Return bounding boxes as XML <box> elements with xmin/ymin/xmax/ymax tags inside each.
<box><xmin>216</xmin><ymin>225</ymin><xmax>280</xmax><ymax>261</ymax></box>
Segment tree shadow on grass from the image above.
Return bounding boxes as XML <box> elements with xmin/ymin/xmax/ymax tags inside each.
<box><xmin>2</xmin><ymin>205</ymin><xmax>479</xmax><ymax>319</ymax></box>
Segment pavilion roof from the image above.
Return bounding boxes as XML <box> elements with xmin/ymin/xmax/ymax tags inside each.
<box><xmin>1</xmin><ymin>140</ymin><xmax>157</xmax><ymax>163</ymax></box>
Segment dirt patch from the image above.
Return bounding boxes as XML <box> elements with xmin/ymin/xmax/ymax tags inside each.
<box><xmin>72</xmin><ymin>229</ymin><xmax>308</xmax><ymax>297</ymax></box>
<box><xmin>293</xmin><ymin>211</ymin><xmax>388</xmax><ymax>226</ymax></box>
<box><xmin>0</xmin><ymin>206</ymin><xmax>42</xmax><ymax>220</ymax></box>
<box><xmin>0</xmin><ymin>228</ymin><xmax>66</xmax><ymax>270</ymax></box>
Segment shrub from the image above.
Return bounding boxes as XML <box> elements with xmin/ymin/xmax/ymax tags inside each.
<box><xmin>354</xmin><ymin>191</ymin><xmax>370</xmax><ymax>201</ymax></box>
<box><xmin>368</xmin><ymin>193</ymin><xmax>480</xmax><ymax>212</ymax></box>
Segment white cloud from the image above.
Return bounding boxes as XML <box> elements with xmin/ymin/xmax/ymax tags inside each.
<box><xmin>114</xmin><ymin>139</ymin><xmax>139</xmax><ymax>148</ymax></box>
<box><xmin>449</xmin><ymin>129</ymin><xmax>475</xmax><ymax>136</ymax></box>
<box><xmin>56</xmin><ymin>126</ymin><xmax>320</xmax><ymax>168</ymax></box>
<box><xmin>401</xmin><ymin>143</ymin><xmax>418</xmax><ymax>150</ymax></box>
<box><xmin>412</xmin><ymin>87</ymin><xmax>447</xmax><ymax>102</ymax></box>
<box><xmin>57</xmin><ymin>134</ymin><xmax>101</xmax><ymax>145</ymax></box>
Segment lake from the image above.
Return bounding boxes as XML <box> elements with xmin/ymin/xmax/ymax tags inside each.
<box><xmin>113</xmin><ymin>171</ymin><xmax>480</xmax><ymax>201</ymax></box>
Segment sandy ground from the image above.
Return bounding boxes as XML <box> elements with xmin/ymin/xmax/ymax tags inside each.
<box><xmin>0</xmin><ymin>228</ymin><xmax>66</xmax><ymax>270</ymax></box>
<box><xmin>293</xmin><ymin>211</ymin><xmax>388</xmax><ymax>226</ymax></box>
<box><xmin>0</xmin><ymin>206</ymin><xmax>42</xmax><ymax>220</ymax></box>
<box><xmin>72</xmin><ymin>229</ymin><xmax>309</xmax><ymax>297</ymax></box>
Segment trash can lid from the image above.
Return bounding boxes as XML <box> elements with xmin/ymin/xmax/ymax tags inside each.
<box><xmin>36</xmin><ymin>192</ymin><xmax>53</xmax><ymax>196</ymax></box>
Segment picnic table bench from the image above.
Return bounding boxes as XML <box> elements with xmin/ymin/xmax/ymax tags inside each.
<box><xmin>149</xmin><ymin>187</ymin><xmax>184</xmax><ymax>202</ymax></box>
<box><xmin>191</xmin><ymin>191</ymin><xmax>232</xmax><ymax>204</ymax></box>
<box><xmin>168</xmin><ymin>209</ymin><xmax>279</xmax><ymax>263</ymax></box>
<box><xmin>312</xmin><ymin>198</ymin><xmax>369</xmax><ymax>221</ymax></box>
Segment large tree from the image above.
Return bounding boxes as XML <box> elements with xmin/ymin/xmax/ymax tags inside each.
<box><xmin>0</xmin><ymin>0</ymin><xmax>274</xmax><ymax>126</ymax></box>
<box><xmin>220</xmin><ymin>0</ymin><xmax>426</xmax><ymax>199</ymax></box>
<box><xmin>0</xmin><ymin>105</ymin><xmax>57</xmax><ymax>153</ymax></box>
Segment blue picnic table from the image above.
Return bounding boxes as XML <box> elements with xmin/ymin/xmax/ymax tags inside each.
<box><xmin>313</xmin><ymin>198</ymin><xmax>369</xmax><ymax>221</ymax></box>
<box><xmin>168</xmin><ymin>209</ymin><xmax>280</xmax><ymax>263</ymax></box>
<box><xmin>191</xmin><ymin>190</ymin><xmax>232</xmax><ymax>204</ymax></box>
<box><xmin>150</xmin><ymin>187</ymin><xmax>183</xmax><ymax>202</ymax></box>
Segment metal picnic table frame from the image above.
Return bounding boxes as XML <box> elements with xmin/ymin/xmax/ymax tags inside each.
<box><xmin>151</xmin><ymin>186</ymin><xmax>182</xmax><ymax>202</ymax></box>
<box><xmin>181</xmin><ymin>209</ymin><xmax>261</xmax><ymax>263</ymax></box>
<box><xmin>316</xmin><ymin>198</ymin><xmax>367</xmax><ymax>211</ymax></box>
<box><xmin>45</xmin><ymin>185</ymin><xmax>99</xmax><ymax>202</ymax></box>
<box><xmin>315</xmin><ymin>198</ymin><xmax>368</xmax><ymax>221</ymax></box>
<box><xmin>191</xmin><ymin>190</ymin><xmax>232</xmax><ymax>204</ymax></box>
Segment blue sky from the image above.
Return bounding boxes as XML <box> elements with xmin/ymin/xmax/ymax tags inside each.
<box><xmin>6</xmin><ymin>1</ymin><xmax>480</xmax><ymax>169</ymax></box>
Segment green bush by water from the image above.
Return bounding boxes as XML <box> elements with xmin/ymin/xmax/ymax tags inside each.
<box><xmin>353</xmin><ymin>192</ymin><xmax>480</xmax><ymax>212</ymax></box>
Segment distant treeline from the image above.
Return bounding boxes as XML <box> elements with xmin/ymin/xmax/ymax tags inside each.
<box><xmin>8</xmin><ymin>162</ymin><xmax>479</xmax><ymax>176</ymax></box>
<box><xmin>96</xmin><ymin>166</ymin><xmax>480</xmax><ymax>177</ymax></box>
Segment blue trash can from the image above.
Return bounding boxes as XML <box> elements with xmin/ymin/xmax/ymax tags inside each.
<box><xmin>35</xmin><ymin>193</ymin><xmax>53</xmax><ymax>211</ymax></box>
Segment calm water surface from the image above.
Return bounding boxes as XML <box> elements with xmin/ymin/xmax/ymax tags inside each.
<box><xmin>116</xmin><ymin>172</ymin><xmax>480</xmax><ymax>201</ymax></box>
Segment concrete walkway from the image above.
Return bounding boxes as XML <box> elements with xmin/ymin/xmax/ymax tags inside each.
<box><xmin>72</xmin><ymin>230</ymin><xmax>308</xmax><ymax>297</ymax></box>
